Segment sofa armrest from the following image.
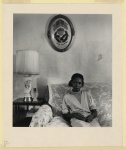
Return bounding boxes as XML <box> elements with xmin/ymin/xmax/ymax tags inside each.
<box><xmin>29</xmin><ymin>104</ymin><xmax>53</xmax><ymax>127</ymax></box>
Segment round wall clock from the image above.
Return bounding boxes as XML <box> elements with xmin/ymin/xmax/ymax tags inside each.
<box><xmin>47</xmin><ymin>14</ymin><xmax>75</xmax><ymax>52</ymax></box>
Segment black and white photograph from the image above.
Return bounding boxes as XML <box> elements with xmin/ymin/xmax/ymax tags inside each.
<box><xmin>13</xmin><ymin>13</ymin><xmax>112</xmax><ymax>127</ymax></box>
<box><xmin>3</xmin><ymin>3</ymin><xmax>123</xmax><ymax>147</ymax></box>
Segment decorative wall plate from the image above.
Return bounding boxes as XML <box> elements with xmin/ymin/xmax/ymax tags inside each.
<box><xmin>47</xmin><ymin>14</ymin><xmax>75</xmax><ymax>52</ymax></box>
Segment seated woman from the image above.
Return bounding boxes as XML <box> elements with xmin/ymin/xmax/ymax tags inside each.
<box><xmin>62</xmin><ymin>73</ymin><xmax>100</xmax><ymax>127</ymax></box>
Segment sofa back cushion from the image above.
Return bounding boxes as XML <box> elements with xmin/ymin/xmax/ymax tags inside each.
<box><xmin>48</xmin><ymin>82</ymin><xmax>112</xmax><ymax>126</ymax></box>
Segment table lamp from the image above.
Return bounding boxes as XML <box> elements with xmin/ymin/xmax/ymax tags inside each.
<box><xmin>16</xmin><ymin>50</ymin><xmax>39</xmax><ymax>102</ymax></box>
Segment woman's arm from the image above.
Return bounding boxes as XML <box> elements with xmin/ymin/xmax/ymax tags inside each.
<box><xmin>63</xmin><ymin>112</ymin><xmax>86</xmax><ymax>122</ymax></box>
<box><xmin>85</xmin><ymin>90</ymin><xmax>98</xmax><ymax>123</ymax></box>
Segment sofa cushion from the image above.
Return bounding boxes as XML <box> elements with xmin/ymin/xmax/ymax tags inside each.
<box><xmin>48</xmin><ymin>83</ymin><xmax>70</xmax><ymax>116</ymax></box>
<box><xmin>89</xmin><ymin>83</ymin><xmax>112</xmax><ymax>126</ymax></box>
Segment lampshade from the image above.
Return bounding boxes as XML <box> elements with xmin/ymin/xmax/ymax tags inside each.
<box><xmin>16</xmin><ymin>50</ymin><xmax>39</xmax><ymax>75</ymax></box>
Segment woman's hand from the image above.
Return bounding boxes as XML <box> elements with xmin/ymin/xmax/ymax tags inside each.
<box><xmin>85</xmin><ymin>109</ymin><xmax>98</xmax><ymax>123</ymax></box>
<box><xmin>71</xmin><ymin>112</ymin><xmax>86</xmax><ymax>121</ymax></box>
<box><xmin>62</xmin><ymin>112</ymin><xmax>85</xmax><ymax>122</ymax></box>
<box><xmin>85</xmin><ymin>109</ymin><xmax>97</xmax><ymax>122</ymax></box>
<box><xmin>85</xmin><ymin>115</ymin><xmax>94</xmax><ymax>123</ymax></box>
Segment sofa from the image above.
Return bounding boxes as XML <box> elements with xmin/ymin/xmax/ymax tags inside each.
<box><xmin>29</xmin><ymin>82</ymin><xmax>112</xmax><ymax>127</ymax></box>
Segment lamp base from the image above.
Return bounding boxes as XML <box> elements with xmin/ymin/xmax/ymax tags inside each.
<box><xmin>24</xmin><ymin>76</ymin><xmax>33</xmax><ymax>102</ymax></box>
<box><xmin>23</xmin><ymin>97</ymin><xmax>33</xmax><ymax>102</ymax></box>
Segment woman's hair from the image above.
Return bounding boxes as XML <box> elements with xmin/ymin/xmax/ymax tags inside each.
<box><xmin>68</xmin><ymin>73</ymin><xmax>84</xmax><ymax>87</ymax></box>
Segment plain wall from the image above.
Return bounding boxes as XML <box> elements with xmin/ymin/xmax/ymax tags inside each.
<box><xmin>13</xmin><ymin>14</ymin><xmax>112</xmax><ymax>100</ymax></box>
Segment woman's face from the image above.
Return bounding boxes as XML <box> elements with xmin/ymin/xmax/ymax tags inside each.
<box><xmin>72</xmin><ymin>77</ymin><xmax>83</xmax><ymax>92</ymax></box>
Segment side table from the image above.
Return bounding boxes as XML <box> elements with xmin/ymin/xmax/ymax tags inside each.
<box><xmin>13</xmin><ymin>98</ymin><xmax>44</xmax><ymax>112</ymax></box>
<box><xmin>13</xmin><ymin>98</ymin><xmax>44</xmax><ymax>127</ymax></box>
